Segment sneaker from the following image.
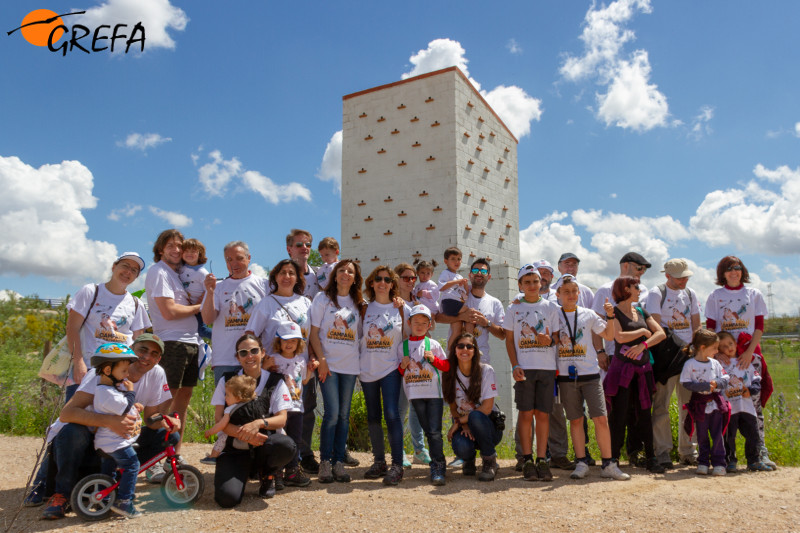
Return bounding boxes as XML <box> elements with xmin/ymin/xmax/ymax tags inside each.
<box><xmin>200</xmin><ymin>455</ymin><xmax>217</xmax><ymax>465</ymax></box>
<box><xmin>726</xmin><ymin>461</ymin><xmax>738</xmax><ymax>473</ymax></box>
<box><xmin>462</xmin><ymin>457</ymin><xmax>477</xmax><ymax>476</ymax></box>
<box><xmin>318</xmin><ymin>460</ymin><xmax>333</xmax><ymax>483</ymax></box>
<box><xmin>24</xmin><ymin>483</ymin><xmax>44</xmax><ymax>507</ymax></box>
<box><xmin>550</xmin><ymin>456</ymin><xmax>575</xmax><ymax>470</ymax></box>
<box><xmin>146</xmin><ymin>461</ymin><xmax>166</xmax><ymax>484</ymax></box>
<box><xmin>343</xmin><ymin>449</ymin><xmax>360</xmax><ymax>467</ymax></box>
<box><xmin>41</xmin><ymin>493</ymin><xmax>68</xmax><ymax>520</ymax></box>
<box><xmin>696</xmin><ymin>464</ymin><xmax>709</xmax><ymax>475</ymax></box>
<box><xmin>448</xmin><ymin>457</ymin><xmax>465</xmax><ymax>468</ymax></box>
<box><xmin>761</xmin><ymin>451</ymin><xmax>778</xmax><ymax>470</ymax></box>
<box><xmin>332</xmin><ymin>461</ymin><xmax>351</xmax><ymax>483</ymax></box>
<box><xmin>383</xmin><ymin>464</ymin><xmax>404</xmax><ymax>486</ymax></box>
<box><xmin>646</xmin><ymin>458</ymin><xmax>666</xmax><ymax>474</ymax></box>
<box><xmin>711</xmin><ymin>466</ymin><xmax>726</xmax><ymax>476</ymax></box>
<box><xmin>515</xmin><ymin>457</ymin><xmax>525</xmax><ymax>472</ymax></box>
<box><xmin>522</xmin><ymin>459</ymin><xmax>538</xmax><ymax>481</ymax></box>
<box><xmin>629</xmin><ymin>454</ymin><xmax>648</xmax><ymax>468</ymax></box>
<box><xmin>174</xmin><ymin>455</ymin><xmax>187</xmax><ymax>466</ymax></box>
<box><xmin>364</xmin><ymin>461</ymin><xmax>388</xmax><ymax>479</ymax></box>
<box><xmin>660</xmin><ymin>461</ymin><xmax>675</xmax><ymax>470</ymax></box>
<box><xmin>300</xmin><ymin>455</ymin><xmax>320</xmax><ymax>474</ymax></box>
<box><xmin>413</xmin><ymin>449</ymin><xmax>432</xmax><ymax>465</ymax></box>
<box><xmin>275</xmin><ymin>475</ymin><xmax>285</xmax><ymax>491</ymax></box>
<box><xmin>110</xmin><ymin>499</ymin><xmax>141</xmax><ymax>519</ymax></box>
<box><xmin>477</xmin><ymin>455</ymin><xmax>499</xmax><ymax>482</ymax></box>
<box><xmin>259</xmin><ymin>475</ymin><xmax>276</xmax><ymax>499</ymax></box>
<box><xmin>601</xmin><ymin>461</ymin><xmax>631</xmax><ymax>481</ymax></box>
<box><xmin>402</xmin><ymin>455</ymin><xmax>412</xmax><ymax>469</ymax></box>
<box><xmin>430</xmin><ymin>461</ymin><xmax>446</xmax><ymax>486</ymax></box>
<box><xmin>680</xmin><ymin>456</ymin><xmax>698</xmax><ymax>466</ymax></box>
<box><xmin>747</xmin><ymin>461</ymin><xmax>772</xmax><ymax>472</ymax></box>
<box><xmin>570</xmin><ymin>461</ymin><xmax>590</xmax><ymax>480</ymax></box>
<box><xmin>284</xmin><ymin>466</ymin><xmax>312</xmax><ymax>487</ymax></box>
<box><xmin>536</xmin><ymin>459</ymin><xmax>553</xmax><ymax>482</ymax></box>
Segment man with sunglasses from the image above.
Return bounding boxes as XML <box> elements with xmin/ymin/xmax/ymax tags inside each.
<box><xmin>286</xmin><ymin>228</ymin><xmax>320</xmax><ymax>300</ymax></box>
<box><xmin>437</xmin><ymin>259</ymin><xmax>505</xmax><ymax>363</ymax></box>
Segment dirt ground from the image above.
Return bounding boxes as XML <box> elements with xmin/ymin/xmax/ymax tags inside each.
<box><xmin>1</xmin><ymin>435</ymin><xmax>798</xmax><ymax>533</ymax></box>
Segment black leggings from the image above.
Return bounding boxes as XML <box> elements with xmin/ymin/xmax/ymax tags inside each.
<box><xmin>609</xmin><ymin>374</ymin><xmax>654</xmax><ymax>461</ymax></box>
<box><xmin>214</xmin><ymin>433</ymin><xmax>296</xmax><ymax>508</ymax></box>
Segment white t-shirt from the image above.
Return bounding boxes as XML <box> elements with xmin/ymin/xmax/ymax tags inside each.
<box><xmin>449</xmin><ymin>291</ymin><xmax>505</xmax><ymax>364</ymax></box>
<box><xmin>453</xmin><ymin>364</ymin><xmax>499</xmax><ymax>416</ymax></box>
<box><xmin>145</xmin><ymin>261</ymin><xmax>200</xmax><ymax>345</ymax></box>
<box><xmin>555</xmin><ymin>306</ymin><xmax>607</xmax><ymax>377</ymax></box>
<box><xmin>246</xmin><ymin>294</ymin><xmax>312</xmax><ymax>358</ymax></box>
<box><xmin>211</xmin><ymin>369</ymin><xmax>293</xmax><ymax>421</ymax></box>
<box><xmin>503</xmin><ymin>298</ymin><xmax>560</xmax><ymax>370</ymax></box>
<box><xmin>359</xmin><ymin>301</ymin><xmax>410</xmax><ymax>382</ymax></box>
<box><xmin>316</xmin><ymin>262</ymin><xmax>337</xmax><ymax>290</ymax></box>
<box><xmin>591</xmin><ymin>281</ymin><xmax>648</xmax><ymax>356</ymax></box>
<box><xmin>77</xmin><ymin>366</ymin><xmax>172</xmax><ymax>408</ymax></box>
<box><xmin>310</xmin><ymin>293</ymin><xmax>361</xmax><ymax>375</ymax></box>
<box><xmin>721</xmin><ymin>358</ymin><xmax>760</xmax><ymax>417</ymax></box>
<box><xmin>204</xmin><ymin>274</ymin><xmax>271</xmax><ymax>367</ymax></box>
<box><xmin>94</xmin><ymin>385</ymin><xmax>141</xmax><ymax>453</ymax></box>
<box><xmin>271</xmin><ymin>354</ymin><xmax>306</xmax><ymax>413</ymax></box>
<box><xmin>397</xmin><ymin>337</ymin><xmax>447</xmax><ymax>400</ymax></box>
<box><xmin>179</xmin><ymin>264</ymin><xmax>209</xmax><ymax>305</ymax></box>
<box><xmin>303</xmin><ymin>265</ymin><xmax>320</xmax><ymax>300</ymax></box>
<box><xmin>67</xmin><ymin>283</ymin><xmax>150</xmax><ymax>367</ymax></box>
<box><xmin>705</xmin><ymin>286</ymin><xmax>768</xmax><ymax>337</ymax></box>
<box><xmin>645</xmin><ymin>285</ymin><xmax>701</xmax><ymax>344</ymax></box>
<box><xmin>438</xmin><ymin>269</ymin><xmax>467</xmax><ymax>303</ymax></box>
<box><xmin>680</xmin><ymin>358</ymin><xmax>728</xmax><ymax>414</ymax></box>
<box><xmin>413</xmin><ymin>280</ymin><xmax>440</xmax><ymax>315</ymax></box>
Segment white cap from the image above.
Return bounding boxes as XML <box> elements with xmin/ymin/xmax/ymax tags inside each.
<box><xmin>409</xmin><ymin>305</ymin><xmax>432</xmax><ymax>320</ymax></box>
<box><xmin>116</xmin><ymin>251</ymin><xmax>145</xmax><ymax>271</ymax></box>
<box><xmin>517</xmin><ymin>264</ymin><xmax>541</xmax><ymax>281</ymax></box>
<box><xmin>552</xmin><ymin>274</ymin><xmax>578</xmax><ymax>292</ymax></box>
<box><xmin>533</xmin><ymin>259</ymin><xmax>554</xmax><ymax>275</ymax></box>
<box><xmin>276</xmin><ymin>321</ymin><xmax>303</xmax><ymax>340</ymax></box>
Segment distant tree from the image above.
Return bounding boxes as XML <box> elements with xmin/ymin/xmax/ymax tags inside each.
<box><xmin>308</xmin><ymin>249</ymin><xmax>323</xmax><ymax>267</ymax></box>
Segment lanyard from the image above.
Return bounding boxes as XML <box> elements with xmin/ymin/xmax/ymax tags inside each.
<box><xmin>560</xmin><ymin>308</ymin><xmax>579</xmax><ymax>353</ymax></box>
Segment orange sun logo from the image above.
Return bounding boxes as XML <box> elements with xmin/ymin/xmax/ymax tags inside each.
<box><xmin>19</xmin><ymin>9</ymin><xmax>65</xmax><ymax>46</ymax></box>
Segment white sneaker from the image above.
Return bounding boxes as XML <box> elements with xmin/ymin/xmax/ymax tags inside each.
<box><xmin>696</xmin><ymin>464</ymin><xmax>709</xmax><ymax>475</ymax></box>
<box><xmin>601</xmin><ymin>462</ymin><xmax>630</xmax><ymax>481</ymax></box>
<box><xmin>146</xmin><ymin>461</ymin><xmax>166</xmax><ymax>484</ymax></box>
<box><xmin>711</xmin><ymin>466</ymin><xmax>726</xmax><ymax>476</ymax></box>
<box><xmin>570</xmin><ymin>461</ymin><xmax>590</xmax><ymax>479</ymax></box>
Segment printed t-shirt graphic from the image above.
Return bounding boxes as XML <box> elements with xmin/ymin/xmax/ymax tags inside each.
<box><xmin>503</xmin><ymin>299</ymin><xmax>559</xmax><ymax>370</ymax></box>
<box><xmin>555</xmin><ymin>307</ymin><xmax>607</xmax><ymax>376</ymax></box>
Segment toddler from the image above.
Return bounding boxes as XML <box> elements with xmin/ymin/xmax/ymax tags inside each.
<box><xmin>316</xmin><ymin>237</ymin><xmax>339</xmax><ymax>290</ymax></box>
<box><xmin>181</xmin><ymin>238</ymin><xmax>212</xmax><ymax>340</ymax></box>
<box><xmin>438</xmin><ymin>247</ymin><xmax>471</xmax><ymax>348</ymax></box>
<box><xmin>412</xmin><ymin>260</ymin><xmax>439</xmax><ymax>316</ymax></box>
<box><xmin>204</xmin><ymin>375</ymin><xmax>258</xmax><ymax>460</ymax></box>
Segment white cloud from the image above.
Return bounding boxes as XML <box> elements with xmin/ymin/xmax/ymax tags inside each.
<box><xmin>148</xmin><ymin>206</ymin><xmax>192</xmax><ymax>227</ymax></box>
<box><xmin>610</xmin><ymin>193</ymin><xmax>618</xmax><ymax>198</ymax></box>
<box><xmin>560</xmin><ymin>0</ymin><xmax>670</xmax><ymax>131</ymax></box>
<box><xmin>195</xmin><ymin>150</ymin><xmax>312</xmax><ymax>204</ymax></box>
<box><xmin>108</xmin><ymin>203</ymin><xmax>142</xmax><ymax>221</ymax></box>
<box><xmin>481</xmin><ymin>85</ymin><xmax>543</xmax><ymax>139</ymax></box>
<box><xmin>241</xmin><ymin>171</ymin><xmax>312</xmax><ymax>204</ymax></box>
<box><xmin>76</xmin><ymin>0</ymin><xmax>188</xmax><ymax>51</ymax></box>
<box><xmin>250</xmin><ymin>262</ymin><xmax>269</xmax><ymax>279</ymax></box>
<box><xmin>317</xmin><ymin>130</ymin><xmax>342</xmax><ymax>193</ymax></box>
<box><xmin>0</xmin><ymin>289</ymin><xmax>23</xmax><ymax>302</ymax></box>
<box><xmin>690</xmin><ymin>164</ymin><xmax>800</xmax><ymax>254</ymax></box>
<box><xmin>506</xmin><ymin>38</ymin><xmax>522</xmax><ymax>55</ymax></box>
<box><xmin>763</xmin><ymin>263</ymin><xmax>782</xmax><ymax>278</ymax></box>
<box><xmin>795</xmin><ymin>122</ymin><xmax>800</xmax><ymax>138</ymax></box>
<box><xmin>689</xmin><ymin>106</ymin><xmax>714</xmax><ymax>140</ymax></box>
<box><xmin>117</xmin><ymin>132</ymin><xmax>171</xmax><ymax>151</ymax></box>
<box><xmin>402</xmin><ymin>38</ymin><xmax>470</xmax><ymax>80</ymax></box>
<box><xmin>0</xmin><ymin>155</ymin><xmax>118</xmax><ymax>281</ymax></box>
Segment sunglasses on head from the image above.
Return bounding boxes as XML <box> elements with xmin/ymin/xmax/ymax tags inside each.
<box><xmin>237</xmin><ymin>347</ymin><xmax>261</xmax><ymax>358</ymax></box>
<box><xmin>373</xmin><ymin>276</ymin><xmax>393</xmax><ymax>284</ymax></box>
<box><xmin>400</xmin><ymin>275</ymin><xmax>417</xmax><ymax>282</ymax></box>
<box><xmin>456</xmin><ymin>343</ymin><xmax>475</xmax><ymax>350</ymax></box>
<box><xmin>726</xmin><ymin>265</ymin><xmax>743</xmax><ymax>272</ymax></box>
<box><xmin>471</xmin><ymin>268</ymin><xmax>488</xmax><ymax>275</ymax></box>
<box><xmin>294</xmin><ymin>242</ymin><xmax>312</xmax><ymax>248</ymax></box>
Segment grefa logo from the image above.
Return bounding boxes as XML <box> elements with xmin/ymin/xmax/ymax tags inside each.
<box><xmin>7</xmin><ymin>9</ymin><xmax>145</xmax><ymax>56</ymax></box>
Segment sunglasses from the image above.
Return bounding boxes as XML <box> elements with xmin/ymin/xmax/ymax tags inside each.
<box><xmin>237</xmin><ymin>347</ymin><xmax>261</xmax><ymax>358</ymax></box>
<box><xmin>726</xmin><ymin>265</ymin><xmax>743</xmax><ymax>272</ymax></box>
<box><xmin>400</xmin><ymin>275</ymin><xmax>417</xmax><ymax>282</ymax></box>
<box><xmin>293</xmin><ymin>242</ymin><xmax>312</xmax><ymax>248</ymax></box>
<box><xmin>373</xmin><ymin>276</ymin><xmax>393</xmax><ymax>284</ymax></box>
<box><xmin>632</xmin><ymin>264</ymin><xmax>647</xmax><ymax>273</ymax></box>
<box><xmin>456</xmin><ymin>343</ymin><xmax>475</xmax><ymax>350</ymax></box>
<box><xmin>471</xmin><ymin>268</ymin><xmax>488</xmax><ymax>275</ymax></box>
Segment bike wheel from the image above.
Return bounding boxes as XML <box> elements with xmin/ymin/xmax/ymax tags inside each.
<box><xmin>70</xmin><ymin>473</ymin><xmax>116</xmax><ymax>521</ymax></box>
<box><xmin>161</xmin><ymin>465</ymin><xmax>204</xmax><ymax>507</ymax></box>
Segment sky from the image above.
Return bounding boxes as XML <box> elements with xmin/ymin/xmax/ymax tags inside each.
<box><xmin>1</xmin><ymin>0</ymin><xmax>799</xmax><ymax>315</ymax></box>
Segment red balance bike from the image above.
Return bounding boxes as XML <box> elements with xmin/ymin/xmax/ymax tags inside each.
<box><xmin>70</xmin><ymin>413</ymin><xmax>204</xmax><ymax>520</ymax></box>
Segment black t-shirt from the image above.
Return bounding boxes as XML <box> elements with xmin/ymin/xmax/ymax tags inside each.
<box><xmin>614</xmin><ymin>304</ymin><xmax>651</xmax><ymax>360</ymax></box>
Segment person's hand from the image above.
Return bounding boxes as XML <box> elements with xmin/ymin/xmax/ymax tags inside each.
<box><xmin>72</xmin><ymin>358</ymin><xmax>88</xmax><ymax>385</ymax></box>
<box><xmin>248</xmin><ymin>432</ymin><xmax>269</xmax><ymax>447</ymax></box>
<box><xmin>134</xmin><ymin>402</ymin><xmax>144</xmax><ymax>413</ymax></box>
<box><xmin>401</xmin><ymin>356</ymin><xmax>411</xmax><ymax>370</ymax></box>
<box><xmin>392</xmin><ymin>297</ymin><xmax>404</xmax><ymax>309</ymax></box>
<box><xmin>625</xmin><ymin>344</ymin><xmax>645</xmax><ymax>359</ymax></box>
<box><xmin>641</xmin><ymin>328</ymin><xmax>653</xmax><ymax>339</ymax></box>
<box><xmin>307</xmin><ymin>359</ymin><xmax>320</xmax><ymax>379</ymax></box>
<box><xmin>447</xmin><ymin>424</ymin><xmax>458</xmax><ymax>441</ymax></box>
<box><xmin>109</xmin><ymin>413</ymin><xmax>137</xmax><ymax>438</ymax></box>
<box><xmin>597</xmin><ymin>351</ymin><xmax>610</xmax><ymax>371</ymax></box>
<box><xmin>603</xmin><ymin>298</ymin><xmax>614</xmax><ymax>317</ymax></box>
<box><xmin>161</xmin><ymin>414</ymin><xmax>181</xmax><ymax>432</ymax></box>
<box><xmin>237</xmin><ymin>420</ymin><xmax>262</xmax><ymax>442</ymax></box>
<box><xmin>262</xmin><ymin>355</ymin><xmax>277</xmax><ymax>372</ymax></box>
<box><xmin>708</xmin><ymin>380</ymin><xmax>717</xmax><ymax>392</ymax></box>
<box><xmin>460</xmin><ymin>279</ymin><xmax>470</xmax><ymax>288</ymax></box>
<box><xmin>738</xmin><ymin>349</ymin><xmax>755</xmax><ymax>369</ymax></box>
<box><xmin>512</xmin><ymin>366</ymin><xmax>525</xmax><ymax>382</ymax></box>
<box><xmin>535</xmin><ymin>327</ymin><xmax>552</xmax><ymax>346</ymax></box>
<box><xmin>317</xmin><ymin>359</ymin><xmax>331</xmax><ymax>383</ymax></box>
<box><xmin>461</xmin><ymin>426</ymin><xmax>475</xmax><ymax>441</ymax></box>
<box><xmin>204</xmin><ymin>428</ymin><xmax>214</xmax><ymax>438</ymax></box>
<box><xmin>204</xmin><ymin>273</ymin><xmax>217</xmax><ymax>292</ymax></box>
<box><xmin>423</xmin><ymin>350</ymin><xmax>434</xmax><ymax>363</ymax></box>
<box><xmin>716</xmin><ymin>352</ymin><xmax>731</xmax><ymax>366</ymax></box>
<box><xmin>122</xmin><ymin>378</ymin><xmax>134</xmax><ymax>392</ymax></box>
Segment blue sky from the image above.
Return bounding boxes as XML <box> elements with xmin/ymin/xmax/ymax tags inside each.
<box><xmin>1</xmin><ymin>0</ymin><xmax>799</xmax><ymax>315</ymax></box>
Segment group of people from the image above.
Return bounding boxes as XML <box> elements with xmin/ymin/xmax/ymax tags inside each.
<box><xmin>25</xmin><ymin>227</ymin><xmax>777</xmax><ymax>519</ymax></box>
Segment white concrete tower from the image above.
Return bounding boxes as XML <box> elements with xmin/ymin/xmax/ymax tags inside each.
<box><xmin>341</xmin><ymin>66</ymin><xmax>521</xmax><ymax>418</ymax></box>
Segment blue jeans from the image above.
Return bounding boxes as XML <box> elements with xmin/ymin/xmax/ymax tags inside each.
<box><xmin>104</xmin><ymin>446</ymin><xmax>140</xmax><ymax>502</ymax></box>
<box><xmin>452</xmin><ymin>410</ymin><xmax>503</xmax><ymax>460</ymax></box>
<box><xmin>319</xmin><ymin>371</ymin><xmax>358</xmax><ymax>463</ymax></box>
<box><xmin>410</xmin><ymin>398</ymin><xmax>444</xmax><ymax>463</ymax></box>
<box><xmin>398</xmin><ymin>386</ymin><xmax>426</xmax><ymax>453</ymax></box>
<box><xmin>361</xmin><ymin>370</ymin><xmax>404</xmax><ymax>466</ymax></box>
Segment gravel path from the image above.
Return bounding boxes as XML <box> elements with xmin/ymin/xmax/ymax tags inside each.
<box><xmin>1</xmin><ymin>435</ymin><xmax>798</xmax><ymax>532</ymax></box>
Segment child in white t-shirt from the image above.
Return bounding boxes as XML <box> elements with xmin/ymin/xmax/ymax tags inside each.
<box><xmin>680</xmin><ymin>329</ymin><xmax>731</xmax><ymax>476</ymax></box>
<box><xmin>412</xmin><ymin>260</ymin><xmax>440</xmax><ymax>316</ymax></box>
<box><xmin>181</xmin><ymin>238</ymin><xmax>212</xmax><ymax>340</ymax></box>
<box><xmin>203</xmin><ymin>375</ymin><xmax>258</xmax><ymax>459</ymax></box>
<box><xmin>316</xmin><ymin>237</ymin><xmax>339</xmax><ymax>290</ymax></box>
<box><xmin>438</xmin><ymin>247</ymin><xmax>470</xmax><ymax>349</ymax></box>
<box><xmin>264</xmin><ymin>321</ymin><xmax>318</xmax><ymax>487</ymax></box>
<box><xmin>91</xmin><ymin>343</ymin><xmax>144</xmax><ymax>519</ymax></box>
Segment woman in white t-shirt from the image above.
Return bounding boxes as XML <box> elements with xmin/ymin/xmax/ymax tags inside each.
<box><xmin>309</xmin><ymin>259</ymin><xmax>365</xmax><ymax>483</ymax></box>
<box><xmin>443</xmin><ymin>332</ymin><xmax>502</xmax><ymax>481</ymax></box>
<box><xmin>65</xmin><ymin>252</ymin><xmax>151</xmax><ymax>401</ymax></box>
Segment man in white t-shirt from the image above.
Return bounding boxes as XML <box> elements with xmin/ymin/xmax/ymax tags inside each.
<box><xmin>645</xmin><ymin>258</ymin><xmax>701</xmax><ymax>467</ymax></box>
<box><xmin>202</xmin><ymin>240</ymin><xmax>270</xmax><ymax>384</ymax></box>
<box><xmin>556</xmin><ymin>253</ymin><xmax>594</xmax><ymax>308</ymax></box>
<box><xmin>145</xmin><ymin>229</ymin><xmax>201</xmax><ymax>458</ymax></box>
<box><xmin>42</xmin><ymin>335</ymin><xmax>177</xmax><ymax>520</ymax></box>
<box><xmin>437</xmin><ymin>258</ymin><xmax>505</xmax><ymax>364</ymax></box>
<box><xmin>535</xmin><ymin>260</ymin><xmax>558</xmax><ymax>302</ymax></box>
<box><xmin>286</xmin><ymin>228</ymin><xmax>320</xmax><ymax>301</ymax></box>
